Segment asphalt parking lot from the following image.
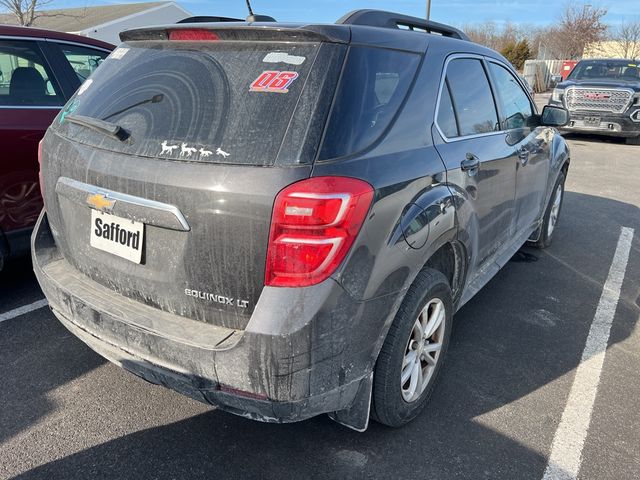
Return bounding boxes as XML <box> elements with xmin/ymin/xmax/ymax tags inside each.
<box><xmin>1</xmin><ymin>99</ymin><xmax>639</xmax><ymax>479</ymax></box>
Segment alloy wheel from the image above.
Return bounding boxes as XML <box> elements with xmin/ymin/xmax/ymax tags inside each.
<box><xmin>547</xmin><ymin>183</ymin><xmax>563</xmax><ymax>238</ymax></box>
<box><xmin>401</xmin><ymin>298</ymin><xmax>446</xmax><ymax>403</ymax></box>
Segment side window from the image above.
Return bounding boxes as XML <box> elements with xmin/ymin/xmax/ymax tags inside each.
<box><xmin>437</xmin><ymin>81</ymin><xmax>458</xmax><ymax>138</ymax></box>
<box><xmin>488</xmin><ymin>63</ymin><xmax>533</xmax><ymax>130</ymax></box>
<box><xmin>440</xmin><ymin>58</ymin><xmax>499</xmax><ymax>137</ymax></box>
<box><xmin>319</xmin><ymin>46</ymin><xmax>420</xmax><ymax>160</ymax></box>
<box><xmin>57</xmin><ymin>44</ymin><xmax>109</xmax><ymax>82</ymax></box>
<box><xmin>0</xmin><ymin>40</ymin><xmax>64</xmax><ymax>106</ymax></box>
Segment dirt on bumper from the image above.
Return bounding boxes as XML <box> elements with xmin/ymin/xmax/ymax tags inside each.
<box><xmin>32</xmin><ymin>211</ymin><xmax>394</xmax><ymax>424</ymax></box>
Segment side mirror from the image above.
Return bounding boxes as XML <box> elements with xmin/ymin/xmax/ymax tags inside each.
<box><xmin>541</xmin><ymin>105</ymin><xmax>569</xmax><ymax>127</ymax></box>
<box><xmin>551</xmin><ymin>75</ymin><xmax>563</xmax><ymax>85</ymax></box>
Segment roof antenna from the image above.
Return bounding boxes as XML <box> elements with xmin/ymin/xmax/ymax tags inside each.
<box><xmin>245</xmin><ymin>0</ymin><xmax>276</xmax><ymax>22</ymax></box>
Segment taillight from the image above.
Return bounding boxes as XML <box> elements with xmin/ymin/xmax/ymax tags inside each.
<box><xmin>168</xmin><ymin>29</ymin><xmax>219</xmax><ymax>41</ymax></box>
<box><xmin>265</xmin><ymin>176</ymin><xmax>374</xmax><ymax>287</ymax></box>
<box><xmin>37</xmin><ymin>139</ymin><xmax>44</xmax><ymax>199</ymax></box>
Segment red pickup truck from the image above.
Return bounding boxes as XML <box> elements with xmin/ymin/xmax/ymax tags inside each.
<box><xmin>0</xmin><ymin>26</ymin><xmax>113</xmax><ymax>270</ymax></box>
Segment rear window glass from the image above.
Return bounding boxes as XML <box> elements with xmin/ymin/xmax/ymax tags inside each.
<box><xmin>319</xmin><ymin>46</ymin><xmax>420</xmax><ymax>160</ymax></box>
<box><xmin>54</xmin><ymin>41</ymin><xmax>337</xmax><ymax>166</ymax></box>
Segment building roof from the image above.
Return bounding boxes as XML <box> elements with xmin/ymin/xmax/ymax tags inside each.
<box><xmin>0</xmin><ymin>1</ymin><xmax>169</xmax><ymax>32</ymax></box>
<box><xmin>0</xmin><ymin>24</ymin><xmax>115</xmax><ymax>48</ymax></box>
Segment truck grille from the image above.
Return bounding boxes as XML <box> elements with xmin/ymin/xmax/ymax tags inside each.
<box><xmin>564</xmin><ymin>88</ymin><xmax>633</xmax><ymax>114</ymax></box>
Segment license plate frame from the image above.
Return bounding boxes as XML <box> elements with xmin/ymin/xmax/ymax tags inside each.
<box><xmin>90</xmin><ymin>209</ymin><xmax>144</xmax><ymax>264</ymax></box>
<box><xmin>583</xmin><ymin>116</ymin><xmax>601</xmax><ymax>126</ymax></box>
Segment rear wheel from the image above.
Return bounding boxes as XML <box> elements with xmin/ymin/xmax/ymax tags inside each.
<box><xmin>532</xmin><ymin>171</ymin><xmax>565</xmax><ymax>249</ymax></box>
<box><xmin>371</xmin><ymin>269</ymin><xmax>452</xmax><ymax>427</ymax></box>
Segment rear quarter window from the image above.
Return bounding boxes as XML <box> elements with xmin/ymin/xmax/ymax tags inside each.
<box><xmin>57</xmin><ymin>44</ymin><xmax>109</xmax><ymax>83</ymax></box>
<box><xmin>319</xmin><ymin>46</ymin><xmax>420</xmax><ymax>160</ymax></box>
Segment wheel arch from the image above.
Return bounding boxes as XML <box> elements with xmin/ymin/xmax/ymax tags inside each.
<box><xmin>371</xmin><ymin>235</ymin><xmax>466</xmax><ymax>366</ymax></box>
<box><xmin>423</xmin><ymin>240</ymin><xmax>466</xmax><ymax>305</ymax></box>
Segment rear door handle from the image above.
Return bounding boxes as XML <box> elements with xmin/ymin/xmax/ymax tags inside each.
<box><xmin>518</xmin><ymin>149</ymin><xmax>530</xmax><ymax>166</ymax></box>
<box><xmin>461</xmin><ymin>153</ymin><xmax>480</xmax><ymax>174</ymax></box>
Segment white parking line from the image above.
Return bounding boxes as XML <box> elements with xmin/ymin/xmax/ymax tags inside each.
<box><xmin>542</xmin><ymin>226</ymin><xmax>634</xmax><ymax>480</ymax></box>
<box><xmin>0</xmin><ymin>299</ymin><xmax>49</xmax><ymax>323</ymax></box>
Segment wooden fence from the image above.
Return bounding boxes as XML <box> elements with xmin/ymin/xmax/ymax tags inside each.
<box><xmin>523</xmin><ymin>59</ymin><xmax>564</xmax><ymax>93</ymax></box>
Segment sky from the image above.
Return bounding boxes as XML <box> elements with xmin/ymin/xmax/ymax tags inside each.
<box><xmin>19</xmin><ymin>0</ymin><xmax>640</xmax><ymax>27</ymax></box>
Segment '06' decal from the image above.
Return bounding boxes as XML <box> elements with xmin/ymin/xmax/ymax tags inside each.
<box><xmin>250</xmin><ymin>71</ymin><xmax>299</xmax><ymax>93</ymax></box>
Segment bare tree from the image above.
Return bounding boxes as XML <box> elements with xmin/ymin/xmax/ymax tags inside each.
<box><xmin>0</xmin><ymin>0</ymin><xmax>53</xmax><ymax>27</ymax></box>
<box><xmin>546</xmin><ymin>2</ymin><xmax>608</xmax><ymax>59</ymax></box>
<box><xmin>464</xmin><ymin>21</ymin><xmax>524</xmax><ymax>53</ymax></box>
<box><xmin>464</xmin><ymin>21</ymin><xmax>499</xmax><ymax>50</ymax></box>
<box><xmin>611</xmin><ymin>20</ymin><xmax>640</xmax><ymax>59</ymax></box>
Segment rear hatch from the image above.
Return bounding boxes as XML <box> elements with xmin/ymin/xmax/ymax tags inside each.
<box><xmin>41</xmin><ymin>27</ymin><xmax>346</xmax><ymax>329</ymax></box>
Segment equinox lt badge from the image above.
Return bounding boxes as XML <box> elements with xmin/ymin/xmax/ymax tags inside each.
<box><xmin>185</xmin><ymin>289</ymin><xmax>249</xmax><ymax>308</ymax></box>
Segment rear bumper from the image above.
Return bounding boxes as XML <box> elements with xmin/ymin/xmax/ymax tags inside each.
<box><xmin>32</xmin><ymin>211</ymin><xmax>395</xmax><ymax>424</ymax></box>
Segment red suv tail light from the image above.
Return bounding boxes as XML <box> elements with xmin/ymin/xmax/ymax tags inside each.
<box><xmin>37</xmin><ymin>139</ymin><xmax>44</xmax><ymax>199</ymax></box>
<box><xmin>265</xmin><ymin>177</ymin><xmax>374</xmax><ymax>287</ymax></box>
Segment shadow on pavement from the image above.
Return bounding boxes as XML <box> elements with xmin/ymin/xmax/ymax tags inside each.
<box><xmin>0</xmin><ymin>256</ymin><xmax>42</xmax><ymax>311</ymax></box>
<box><xmin>4</xmin><ymin>190</ymin><xmax>639</xmax><ymax>480</ymax></box>
<box><xmin>562</xmin><ymin>132</ymin><xmax>627</xmax><ymax>145</ymax></box>
<box><xmin>0</xmin><ymin>309</ymin><xmax>105</xmax><ymax>445</ymax></box>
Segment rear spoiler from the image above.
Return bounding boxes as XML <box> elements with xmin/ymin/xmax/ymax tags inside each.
<box><xmin>120</xmin><ymin>24</ymin><xmax>350</xmax><ymax>44</ymax></box>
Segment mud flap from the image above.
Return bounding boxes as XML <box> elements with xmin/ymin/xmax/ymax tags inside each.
<box><xmin>528</xmin><ymin>223</ymin><xmax>542</xmax><ymax>243</ymax></box>
<box><xmin>328</xmin><ymin>372</ymin><xmax>373</xmax><ymax>432</ymax></box>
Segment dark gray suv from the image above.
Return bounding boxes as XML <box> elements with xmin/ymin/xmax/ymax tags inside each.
<box><xmin>33</xmin><ymin>10</ymin><xmax>570</xmax><ymax>431</ymax></box>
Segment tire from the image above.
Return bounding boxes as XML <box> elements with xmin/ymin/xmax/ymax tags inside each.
<box><xmin>531</xmin><ymin>171</ymin><xmax>565</xmax><ymax>249</ymax></box>
<box><xmin>371</xmin><ymin>268</ymin><xmax>452</xmax><ymax>427</ymax></box>
<box><xmin>625</xmin><ymin>136</ymin><xmax>640</xmax><ymax>146</ymax></box>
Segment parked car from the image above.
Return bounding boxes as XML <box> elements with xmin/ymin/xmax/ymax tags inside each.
<box><xmin>548</xmin><ymin>58</ymin><xmax>640</xmax><ymax>144</ymax></box>
<box><xmin>34</xmin><ymin>10</ymin><xmax>570</xmax><ymax>431</ymax></box>
<box><xmin>0</xmin><ymin>25</ymin><xmax>112</xmax><ymax>270</ymax></box>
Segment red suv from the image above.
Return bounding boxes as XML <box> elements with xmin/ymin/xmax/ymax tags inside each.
<box><xmin>0</xmin><ymin>25</ymin><xmax>112</xmax><ymax>270</ymax></box>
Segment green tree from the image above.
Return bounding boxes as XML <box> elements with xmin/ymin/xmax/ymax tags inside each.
<box><xmin>501</xmin><ymin>39</ymin><xmax>531</xmax><ymax>70</ymax></box>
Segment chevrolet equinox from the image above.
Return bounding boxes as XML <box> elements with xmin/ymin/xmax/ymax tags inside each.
<box><xmin>33</xmin><ymin>10</ymin><xmax>571</xmax><ymax>431</ymax></box>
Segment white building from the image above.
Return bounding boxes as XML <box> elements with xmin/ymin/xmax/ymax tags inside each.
<box><xmin>0</xmin><ymin>1</ymin><xmax>191</xmax><ymax>45</ymax></box>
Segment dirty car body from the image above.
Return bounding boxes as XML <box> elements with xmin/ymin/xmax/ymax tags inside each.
<box><xmin>33</xmin><ymin>11</ymin><xmax>570</xmax><ymax>430</ymax></box>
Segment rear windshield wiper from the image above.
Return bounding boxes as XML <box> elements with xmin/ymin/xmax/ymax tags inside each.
<box><xmin>64</xmin><ymin>114</ymin><xmax>130</xmax><ymax>142</ymax></box>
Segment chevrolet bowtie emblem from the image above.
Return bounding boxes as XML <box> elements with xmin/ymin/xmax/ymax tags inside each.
<box><xmin>87</xmin><ymin>193</ymin><xmax>115</xmax><ymax>211</ymax></box>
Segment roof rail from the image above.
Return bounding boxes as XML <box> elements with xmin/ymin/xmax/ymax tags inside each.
<box><xmin>336</xmin><ymin>9</ymin><xmax>469</xmax><ymax>41</ymax></box>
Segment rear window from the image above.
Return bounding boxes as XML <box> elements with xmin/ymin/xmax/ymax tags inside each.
<box><xmin>54</xmin><ymin>40</ymin><xmax>342</xmax><ymax>166</ymax></box>
<box><xmin>319</xmin><ymin>46</ymin><xmax>420</xmax><ymax>160</ymax></box>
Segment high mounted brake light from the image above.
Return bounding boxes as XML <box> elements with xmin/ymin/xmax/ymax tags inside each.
<box><xmin>265</xmin><ymin>177</ymin><xmax>374</xmax><ymax>287</ymax></box>
<box><xmin>168</xmin><ymin>29</ymin><xmax>220</xmax><ymax>41</ymax></box>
